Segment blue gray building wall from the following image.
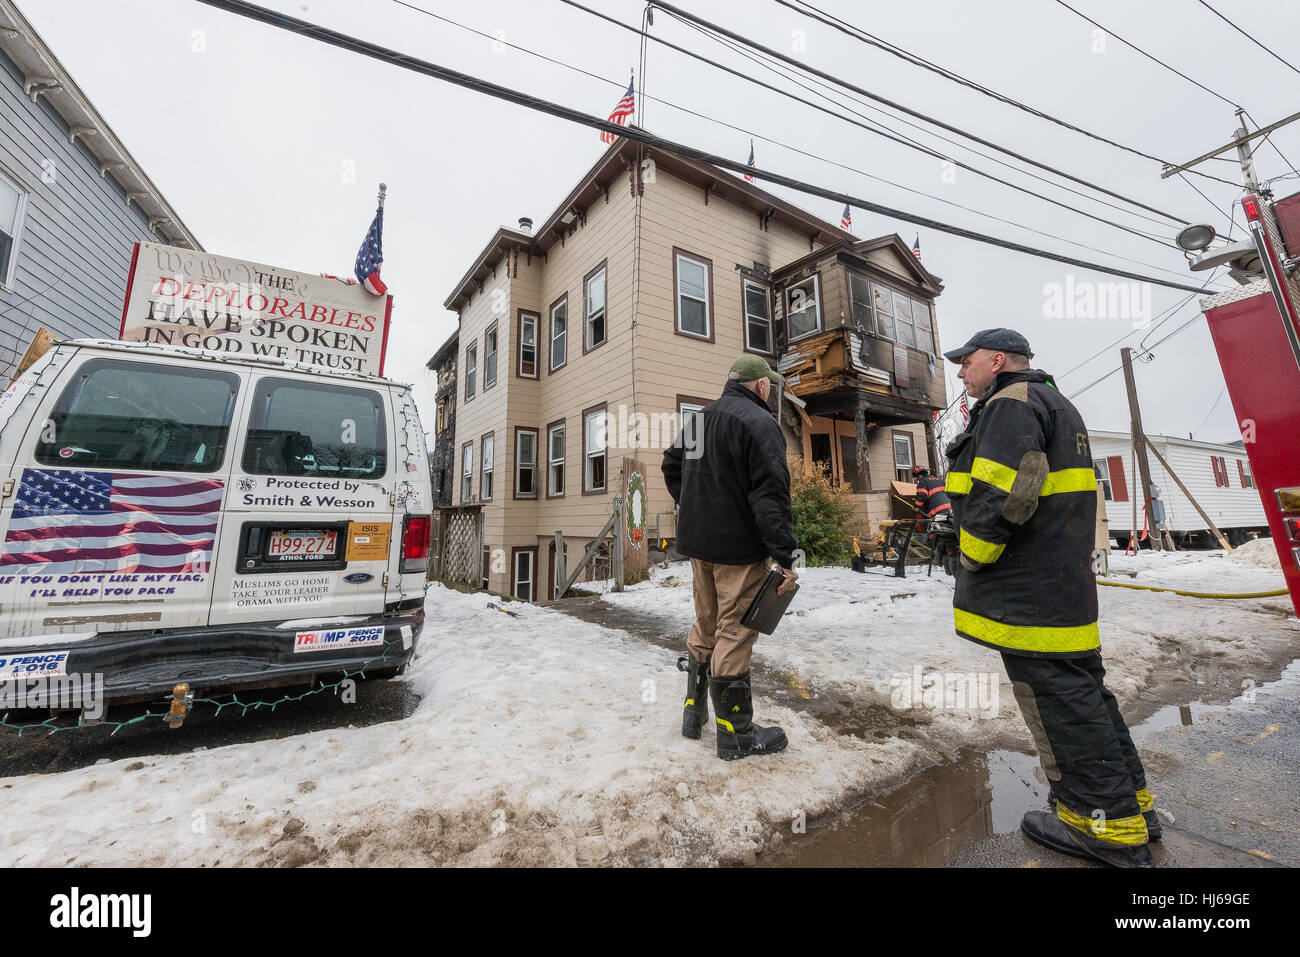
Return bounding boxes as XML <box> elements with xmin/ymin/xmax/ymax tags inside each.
<box><xmin>0</xmin><ymin>47</ymin><xmax>170</xmax><ymax>378</ymax></box>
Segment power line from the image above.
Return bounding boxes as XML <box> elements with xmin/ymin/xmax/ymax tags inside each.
<box><xmin>1067</xmin><ymin>310</ymin><xmax>1206</xmax><ymax>400</ymax></box>
<box><xmin>392</xmin><ymin>0</ymin><xmax>1215</xmax><ymax>284</ymax></box>
<box><xmin>648</xmin><ymin>0</ymin><xmax>1193</xmax><ymax>225</ymax></box>
<box><xmin>192</xmin><ymin>0</ymin><xmax>1212</xmax><ymax>293</ymax></box>
<box><xmin>1193</xmin><ymin>384</ymin><xmax>1228</xmax><ymax>437</ymax></box>
<box><xmin>1053</xmin><ymin>0</ymin><xmax>1241</xmax><ymax>110</ymax></box>
<box><xmin>388</xmin><ymin>0</ymin><xmax>1204</xmax><ymax>283</ymax></box>
<box><xmin>1196</xmin><ymin>0</ymin><xmax>1300</xmax><ymax>78</ymax></box>
<box><xmin>1243</xmin><ymin>109</ymin><xmax>1300</xmax><ymax>179</ymax></box>
<box><xmin>562</xmin><ymin>0</ymin><xmax>1179</xmax><ymax>245</ymax></box>
<box><xmin>1057</xmin><ymin>285</ymin><xmax>1206</xmax><ymax>380</ymax></box>
<box><xmin>775</xmin><ymin>0</ymin><xmax>1241</xmax><ymax>189</ymax></box>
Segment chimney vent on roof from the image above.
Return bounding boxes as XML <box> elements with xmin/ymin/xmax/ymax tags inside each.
<box><xmin>518</xmin><ymin>217</ymin><xmax>533</xmax><ymax>235</ymax></box>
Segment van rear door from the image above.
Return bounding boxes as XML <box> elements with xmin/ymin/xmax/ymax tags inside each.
<box><xmin>0</xmin><ymin>349</ymin><xmax>243</xmax><ymax>640</ymax></box>
<box><xmin>208</xmin><ymin>371</ymin><xmax>397</xmax><ymax>629</ymax></box>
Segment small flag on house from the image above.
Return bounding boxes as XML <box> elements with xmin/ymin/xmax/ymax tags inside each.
<box><xmin>912</xmin><ymin>234</ymin><xmax>922</xmax><ymax>260</ymax></box>
<box><xmin>840</xmin><ymin>204</ymin><xmax>852</xmax><ymax>229</ymax></box>
<box><xmin>744</xmin><ymin>140</ymin><xmax>755</xmax><ymax>182</ymax></box>
<box><xmin>601</xmin><ymin>74</ymin><xmax>636</xmax><ymax>144</ymax></box>
<box><xmin>355</xmin><ymin>200</ymin><xmax>387</xmax><ymax>295</ymax></box>
<box><xmin>959</xmin><ymin>393</ymin><xmax>970</xmax><ymax>427</ymax></box>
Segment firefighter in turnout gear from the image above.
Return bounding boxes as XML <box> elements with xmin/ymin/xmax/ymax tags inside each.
<box><xmin>943</xmin><ymin>328</ymin><xmax>1158</xmax><ymax>867</ymax></box>
<box><xmin>911</xmin><ymin>464</ymin><xmax>952</xmax><ymax>524</ymax></box>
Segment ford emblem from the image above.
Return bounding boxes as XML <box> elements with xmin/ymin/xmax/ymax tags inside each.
<box><xmin>344</xmin><ymin>572</ymin><xmax>374</xmax><ymax>584</ymax></box>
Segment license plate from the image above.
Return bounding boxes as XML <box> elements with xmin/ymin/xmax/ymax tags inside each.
<box><xmin>266</xmin><ymin>529</ymin><xmax>338</xmax><ymax>561</ymax></box>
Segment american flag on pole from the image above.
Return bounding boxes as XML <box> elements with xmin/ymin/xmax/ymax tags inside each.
<box><xmin>0</xmin><ymin>469</ymin><xmax>224</xmax><ymax>575</ymax></box>
<box><xmin>959</xmin><ymin>394</ymin><xmax>970</xmax><ymax>427</ymax></box>
<box><xmin>840</xmin><ymin>204</ymin><xmax>852</xmax><ymax>229</ymax></box>
<box><xmin>601</xmin><ymin>75</ymin><xmax>636</xmax><ymax>144</ymax></box>
<box><xmin>912</xmin><ymin>234</ymin><xmax>922</xmax><ymax>260</ymax></box>
<box><xmin>355</xmin><ymin>205</ymin><xmax>386</xmax><ymax>295</ymax></box>
<box><xmin>744</xmin><ymin>140</ymin><xmax>755</xmax><ymax>182</ymax></box>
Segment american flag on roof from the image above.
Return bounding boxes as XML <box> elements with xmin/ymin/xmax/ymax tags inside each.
<box><xmin>355</xmin><ymin>205</ymin><xmax>386</xmax><ymax>295</ymax></box>
<box><xmin>744</xmin><ymin>140</ymin><xmax>755</xmax><ymax>182</ymax></box>
<box><xmin>601</xmin><ymin>75</ymin><xmax>636</xmax><ymax>144</ymax></box>
<box><xmin>1</xmin><ymin>469</ymin><xmax>224</xmax><ymax>576</ymax></box>
<box><xmin>912</xmin><ymin>234</ymin><xmax>922</xmax><ymax>260</ymax></box>
<box><xmin>840</xmin><ymin>204</ymin><xmax>852</xmax><ymax>229</ymax></box>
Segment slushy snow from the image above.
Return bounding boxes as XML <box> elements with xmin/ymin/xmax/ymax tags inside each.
<box><xmin>0</xmin><ymin>548</ymin><xmax>1293</xmax><ymax>866</ymax></box>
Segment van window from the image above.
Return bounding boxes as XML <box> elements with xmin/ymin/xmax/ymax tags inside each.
<box><xmin>35</xmin><ymin>358</ymin><xmax>238</xmax><ymax>472</ymax></box>
<box><xmin>243</xmin><ymin>378</ymin><xmax>386</xmax><ymax>479</ymax></box>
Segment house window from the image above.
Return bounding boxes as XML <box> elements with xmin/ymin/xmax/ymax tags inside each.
<box><xmin>516</xmin><ymin>428</ymin><xmax>537</xmax><ymax>498</ymax></box>
<box><xmin>1211</xmin><ymin>455</ymin><xmax>1228</xmax><ymax>487</ymax></box>
<box><xmin>465</xmin><ymin>343</ymin><xmax>477</xmax><ymax>399</ymax></box>
<box><xmin>744</xmin><ymin>278</ymin><xmax>772</xmax><ymax>354</ymax></box>
<box><xmin>785</xmin><ymin>275</ymin><xmax>820</xmax><ymax>341</ymax></box>
<box><xmin>584</xmin><ymin>406</ymin><xmax>607</xmax><ymax>492</ymax></box>
<box><xmin>461</xmin><ymin>441</ymin><xmax>473</xmax><ymax>501</ymax></box>
<box><xmin>892</xmin><ymin>292</ymin><xmax>917</xmax><ymax>348</ymax></box>
<box><xmin>675</xmin><ymin>250</ymin><xmax>711</xmax><ymax>339</ymax></box>
<box><xmin>548</xmin><ymin>422</ymin><xmax>566</xmax><ymax>497</ymax></box>
<box><xmin>585</xmin><ymin>264</ymin><xmax>606</xmax><ymax>351</ymax></box>
<box><xmin>893</xmin><ymin>431</ymin><xmax>914</xmax><ymax>482</ymax></box>
<box><xmin>871</xmin><ymin>284</ymin><xmax>896</xmax><ymax>340</ymax></box>
<box><xmin>1093</xmin><ymin>461</ymin><xmax>1113</xmax><ymax>501</ymax></box>
<box><xmin>912</xmin><ymin>298</ymin><xmax>935</xmax><ymax>354</ymax></box>
<box><xmin>481</xmin><ymin>433</ymin><xmax>494</xmax><ymax>500</ymax></box>
<box><xmin>1238</xmin><ymin>458</ymin><xmax>1255</xmax><ymax>489</ymax></box>
<box><xmin>848</xmin><ymin>272</ymin><xmax>873</xmax><ymax>331</ymax></box>
<box><xmin>518</xmin><ymin>311</ymin><xmax>538</xmax><ymax>378</ymax></box>
<box><xmin>550</xmin><ymin>296</ymin><xmax>568</xmax><ymax>371</ymax></box>
<box><xmin>0</xmin><ymin>170</ymin><xmax>27</xmax><ymax>287</ymax></box>
<box><xmin>513</xmin><ymin>549</ymin><xmax>535</xmax><ymax>602</ymax></box>
<box><xmin>679</xmin><ymin>401</ymin><xmax>705</xmax><ymax>454</ymax></box>
<box><xmin>484</xmin><ymin>323</ymin><xmax>498</xmax><ymax>389</ymax></box>
<box><xmin>435</xmin><ymin>398</ymin><xmax>447</xmax><ymax>434</ymax></box>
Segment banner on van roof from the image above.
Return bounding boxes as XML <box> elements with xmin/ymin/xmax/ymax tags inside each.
<box><xmin>119</xmin><ymin>242</ymin><xmax>393</xmax><ymax>376</ymax></box>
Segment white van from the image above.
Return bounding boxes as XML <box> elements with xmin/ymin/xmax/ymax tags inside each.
<box><xmin>0</xmin><ymin>339</ymin><xmax>431</xmax><ymax>713</ymax></box>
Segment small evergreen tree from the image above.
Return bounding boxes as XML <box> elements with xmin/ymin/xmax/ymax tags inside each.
<box><xmin>787</xmin><ymin>454</ymin><xmax>862</xmax><ymax>566</ymax></box>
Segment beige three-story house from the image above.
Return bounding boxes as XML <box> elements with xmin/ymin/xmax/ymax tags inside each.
<box><xmin>429</xmin><ymin>134</ymin><xmax>948</xmax><ymax>601</ymax></box>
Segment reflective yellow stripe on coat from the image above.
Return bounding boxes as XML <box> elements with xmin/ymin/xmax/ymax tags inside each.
<box><xmin>953</xmin><ymin>608</ymin><xmax>1101</xmax><ymax>655</ymax></box>
<box><xmin>959</xmin><ymin>528</ymin><xmax>1005</xmax><ymax>564</ymax></box>
<box><xmin>945</xmin><ymin>464</ymin><xmax>1097</xmax><ymax>497</ymax></box>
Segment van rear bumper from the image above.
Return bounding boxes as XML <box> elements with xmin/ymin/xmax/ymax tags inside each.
<box><xmin>5</xmin><ymin>608</ymin><xmax>424</xmax><ymax>703</ymax></box>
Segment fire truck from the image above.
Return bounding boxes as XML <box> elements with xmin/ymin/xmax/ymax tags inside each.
<box><xmin>1177</xmin><ymin>186</ymin><xmax>1300</xmax><ymax>618</ymax></box>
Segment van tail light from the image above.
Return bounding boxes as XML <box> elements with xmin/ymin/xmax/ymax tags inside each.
<box><xmin>401</xmin><ymin>515</ymin><xmax>431</xmax><ymax>574</ymax></box>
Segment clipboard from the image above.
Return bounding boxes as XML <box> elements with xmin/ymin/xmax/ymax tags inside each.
<box><xmin>740</xmin><ymin>569</ymin><xmax>799</xmax><ymax>635</ymax></box>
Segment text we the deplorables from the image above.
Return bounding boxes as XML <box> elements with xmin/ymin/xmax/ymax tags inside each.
<box><xmin>139</xmin><ymin>275</ymin><xmax>382</xmax><ymax>373</ymax></box>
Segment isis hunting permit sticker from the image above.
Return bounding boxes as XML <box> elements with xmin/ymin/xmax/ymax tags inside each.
<box><xmin>345</xmin><ymin>522</ymin><xmax>391</xmax><ymax>561</ymax></box>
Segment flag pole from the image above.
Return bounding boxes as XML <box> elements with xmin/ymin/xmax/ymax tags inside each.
<box><xmin>377</xmin><ymin>182</ymin><xmax>387</xmax><ymax>208</ymax></box>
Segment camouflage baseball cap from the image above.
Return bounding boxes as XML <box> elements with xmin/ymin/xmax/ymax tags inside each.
<box><xmin>729</xmin><ymin>354</ymin><xmax>782</xmax><ymax>386</ymax></box>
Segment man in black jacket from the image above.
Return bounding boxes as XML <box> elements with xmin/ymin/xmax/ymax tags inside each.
<box><xmin>944</xmin><ymin>328</ymin><xmax>1157</xmax><ymax>868</ymax></box>
<box><xmin>662</xmin><ymin>355</ymin><xmax>799</xmax><ymax>761</ymax></box>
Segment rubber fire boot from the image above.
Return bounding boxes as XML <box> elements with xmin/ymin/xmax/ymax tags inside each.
<box><xmin>1021</xmin><ymin>811</ymin><xmax>1154</xmax><ymax>868</ymax></box>
<box><xmin>677</xmin><ymin>655</ymin><xmax>710</xmax><ymax>740</ymax></box>
<box><xmin>1049</xmin><ymin>788</ymin><xmax>1162</xmax><ymax>843</ymax></box>
<box><xmin>708</xmin><ymin>672</ymin><xmax>788</xmax><ymax>761</ymax></box>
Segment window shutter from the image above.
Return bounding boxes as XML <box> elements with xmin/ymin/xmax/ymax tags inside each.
<box><xmin>1236</xmin><ymin>459</ymin><xmax>1246</xmax><ymax>488</ymax></box>
<box><xmin>1106</xmin><ymin>455</ymin><xmax>1129</xmax><ymax>502</ymax></box>
<box><xmin>1211</xmin><ymin>456</ymin><xmax>1222</xmax><ymax>487</ymax></box>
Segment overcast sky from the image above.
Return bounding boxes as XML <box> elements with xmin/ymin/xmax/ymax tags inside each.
<box><xmin>19</xmin><ymin>0</ymin><xmax>1300</xmax><ymax>443</ymax></box>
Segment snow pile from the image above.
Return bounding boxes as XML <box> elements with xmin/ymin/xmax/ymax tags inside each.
<box><xmin>1225</xmin><ymin>537</ymin><xmax>1283</xmax><ymax>569</ymax></box>
<box><xmin>0</xmin><ymin>585</ymin><xmax>915</xmax><ymax>868</ymax></box>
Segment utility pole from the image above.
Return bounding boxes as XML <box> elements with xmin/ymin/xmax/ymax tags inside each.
<box><xmin>1233</xmin><ymin>108</ymin><xmax>1261</xmax><ymax>193</ymax></box>
<box><xmin>1121</xmin><ymin>347</ymin><xmax>1162</xmax><ymax>551</ymax></box>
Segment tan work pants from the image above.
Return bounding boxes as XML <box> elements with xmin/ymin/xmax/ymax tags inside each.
<box><xmin>687</xmin><ymin>558</ymin><xmax>771</xmax><ymax>677</ymax></box>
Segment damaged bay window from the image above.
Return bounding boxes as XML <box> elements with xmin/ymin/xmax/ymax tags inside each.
<box><xmin>785</xmin><ymin>275</ymin><xmax>820</xmax><ymax>341</ymax></box>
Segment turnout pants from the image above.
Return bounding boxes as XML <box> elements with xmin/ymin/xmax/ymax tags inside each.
<box><xmin>1002</xmin><ymin>650</ymin><xmax>1152</xmax><ymax>846</ymax></box>
<box><xmin>687</xmin><ymin>558</ymin><xmax>770</xmax><ymax>677</ymax></box>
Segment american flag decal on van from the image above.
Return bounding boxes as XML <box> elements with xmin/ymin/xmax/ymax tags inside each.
<box><xmin>1</xmin><ymin>469</ymin><xmax>223</xmax><ymax>575</ymax></box>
